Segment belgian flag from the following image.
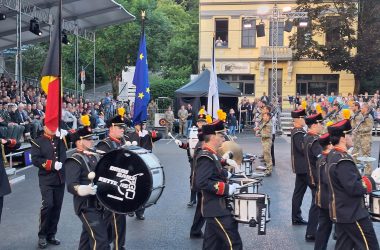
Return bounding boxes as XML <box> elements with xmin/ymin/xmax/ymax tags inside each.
<box><xmin>40</xmin><ymin>11</ymin><xmax>61</xmax><ymax>133</ymax></box>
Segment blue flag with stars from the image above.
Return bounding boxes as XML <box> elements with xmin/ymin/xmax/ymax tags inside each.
<box><xmin>132</xmin><ymin>32</ymin><xmax>150</xmax><ymax>125</ymax></box>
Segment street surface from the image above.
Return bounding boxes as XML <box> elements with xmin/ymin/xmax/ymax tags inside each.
<box><xmin>1</xmin><ymin>134</ymin><xmax>379</xmax><ymax>250</ymax></box>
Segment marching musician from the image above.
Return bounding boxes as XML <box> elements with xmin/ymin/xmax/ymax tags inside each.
<box><xmin>65</xmin><ymin>117</ymin><xmax>110</xmax><ymax>250</ymax></box>
<box><xmin>303</xmin><ymin>113</ymin><xmax>324</xmax><ymax>242</ymax></box>
<box><xmin>175</xmin><ymin>110</ymin><xmax>207</xmax><ymax>238</ymax></box>
<box><xmin>314</xmin><ymin>133</ymin><xmax>333</xmax><ymax>250</ymax></box>
<box><xmin>290</xmin><ymin>109</ymin><xmax>309</xmax><ymax>226</ymax></box>
<box><xmin>194</xmin><ymin>120</ymin><xmax>242</xmax><ymax>249</ymax></box>
<box><xmin>126</xmin><ymin>121</ymin><xmax>162</xmax><ymax>220</ymax></box>
<box><xmin>326</xmin><ymin>119</ymin><xmax>379</xmax><ymax>250</ymax></box>
<box><xmin>31</xmin><ymin>126</ymin><xmax>68</xmax><ymax>249</ymax></box>
<box><xmin>96</xmin><ymin>111</ymin><xmax>128</xmax><ymax>250</ymax></box>
<box><xmin>0</xmin><ymin>137</ymin><xmax>20</xmax><ymax>223</ymax></box>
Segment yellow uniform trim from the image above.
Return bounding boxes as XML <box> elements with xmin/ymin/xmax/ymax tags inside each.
<box><xmin>214</xmin><ymin>217</ymin><xmax>233</xmax><ymax>250</ymax></box>
<box><xmin>81</xmin><ymin>212</ymin><xmax>97</xmax><ymax>250</ymax></box>
<box><xmin>113</xmin><ymin>213</ymin><xmax>119</xmax><ymax>250</ymax></box>
<box><xmin>356</xmin><ymin>221</ymin><xmax>369</xmax><ymax>250</ymax></box>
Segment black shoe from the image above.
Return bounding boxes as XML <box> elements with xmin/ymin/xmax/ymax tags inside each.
<box><xmin>292</xmin><ymin>219</ymin><xmax>308</xmax><ymax>225</ymax></box>
<box><xmin>136</xmin><ymin>214</ymin><xmax>145</xmax><ymax>220</ymax></box>
<box><xmin>190</xmin><ymin>232</ymin><xmax>204</xmax><ymax>239</ymax></box>
<box><xmin>187</xmin><ymin>201</ymin><xmax>196</xmax><ymax>208</ymax></box>
<box><xmin>127</xmin><ymin>212</ymin><xmax>134</xmax><ymax>217</ymax></box>
<box><xmin>38</xmin><ymin>238</ymin><xmax>48</xmax><ymax>249</ymax></box>
<box><xmin>305</xmin><ymin>235</ymin><xmax>315</xmax><ymax>242</ymax></box>
<box><xmin>47</xmin><ymin>237</ymin><xmax>61</xmax><ymax>245</ymax></box>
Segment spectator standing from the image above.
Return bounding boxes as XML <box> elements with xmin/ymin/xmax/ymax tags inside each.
<box><xmin>186</xmin><ymin>104</ymin><xmax>194</xmax><ymax>136</ymax></box>
<box><xmin>227</xmin><ymin>108</ymin><xmax>237</xmax><ymax>138</ymax></box>
<box><xmin>164</xmin><ymin>106</ymin><xmax>175</xmax><ymax>137</ymax></box>
<box><xmin>177</xmin><ymin>105</ymin><xmax>188</xmax><ymax>138</ymax></box>
<box><xmin>261</xmin><ymin>92</ymin><xmax>270</xmax><ymax>105</ymax></box>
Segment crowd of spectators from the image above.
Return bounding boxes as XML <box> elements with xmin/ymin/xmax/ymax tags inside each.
<box><xmin>0</xmin><ymin>74</ymin><xmax>133</xmax><ymax>142</ymax></box>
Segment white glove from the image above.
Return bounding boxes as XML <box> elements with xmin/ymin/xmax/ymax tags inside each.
<box><xmin>77</xmin><ymin>184</ymin><xmax>97</xmax><ymax>196</ymax></box>
<box><xmin>228</xmin><ymin>183</ymin><xmax>241</xmax><ymax>196</ymax></box>
<box><xmin>54</xmin><ymin>161</ymin><xmax>62</xmax><ymax>171</ymax></box>
<box><xmin>55</xmin><ymin>129</ymin><xmax>68</xmax><ymax>139</ymax></box>
<box><xmin>132</xmin><ymin>141</ymin><xmax>138</xmax><ymax>146</ymax></box>
<box><xmin>227</xmin><ymin>171</ymin><xmax>232</xmax><ymax>179</ymax></box>
<box><xmin>371</xmin><ymin>168</ymin><xmax>380</xmax><ymax>184</ymax></box>
<box><xmin>175</xmin><ymin>139</ymin><xmax>182</xmax><ymax>146</ymax></box>
<box><xmin>125</xmin><ymin>141</ymin><xmax>132</xmax><ymax>147</ymax></box>
<box><xmin>222</xmin><ymin>151</ymin><xmax>233</xmax><ymax>160</ymax></box>
<box><xmin>226</xmin><ymin>159</ymin><xmax>238</xmax><ymax>168</ymax></box>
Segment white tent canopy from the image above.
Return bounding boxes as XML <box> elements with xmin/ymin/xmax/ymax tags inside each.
<box><xmin>0</xmin><ymin>0</ymin><xmax>135</xmax><ymax>50</ymax></box>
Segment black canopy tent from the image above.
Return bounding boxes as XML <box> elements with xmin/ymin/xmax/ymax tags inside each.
<box><xmin>174</xmin><ymin>69</ymin><xmax>241</xmax><ymax>117</ymax></box>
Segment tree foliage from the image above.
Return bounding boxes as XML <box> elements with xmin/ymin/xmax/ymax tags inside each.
<box><xmin>8</xmin><ymin>0</ymin><xmax>198</xmax><ymax>98</ymax></box>
<box><xmin>289</xmin><ymin>0</ymin><xmax>380</xmax><ymax>93</ymax></box>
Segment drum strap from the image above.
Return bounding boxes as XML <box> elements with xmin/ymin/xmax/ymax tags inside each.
<box><xmin>71</xmin><ymin>153</ymin><xmax>100</xmax><ymax>173</ymax></box>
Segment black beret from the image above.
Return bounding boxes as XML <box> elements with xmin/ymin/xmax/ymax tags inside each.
<box><xmin>327</xmin><ymin>120</ymin><xmax>352</xmax><ymax>137</ymax></box>
<box><xmin>318</xmin><ymin>133</ymin><xmax>331</xmax><ymax>148</ymax></box>
<box><xmin>202</xmin><ymin>120</ymin><xmax>225</xmax><ymax>136</ymax></box>
<box><xmin>305</xmin><ymin>113</ymin><xmax>323</xmax><ymax>126</ymax></box>
<box><xmin>291</xmin><ymin>109</ymin><xmax>306</xmax><ymax>118</ymax></box>
<box><xmin>106</xmin><ymin>115</ymin><xmax>126</xmax><ymax>128</ymax></box>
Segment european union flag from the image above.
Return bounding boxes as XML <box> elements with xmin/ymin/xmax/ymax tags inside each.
<box><xmin>132</xmin><ymin>32</ymin><xmax>150</xmax><ymax>125</ymax></box>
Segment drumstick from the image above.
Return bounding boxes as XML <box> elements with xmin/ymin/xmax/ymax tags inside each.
<box><xmin>237</xmin><ymin>181</ymin><xmax>258</xmax><ymax>189</ymax></box>
<box><xmin>167</xmin><ymin>132</ymin><xmax>177</xmax><ymax>145</ymax></box>
<box><xmin>88</xmin><ymin>171</ymin><xmax>96</xmax><ymax>186</ymax></box>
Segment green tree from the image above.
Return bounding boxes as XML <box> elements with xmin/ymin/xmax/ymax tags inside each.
<box><xmin>289</xmin><ymin>0</ymin><xmax>380</xmax><ymax>93</ymax></box>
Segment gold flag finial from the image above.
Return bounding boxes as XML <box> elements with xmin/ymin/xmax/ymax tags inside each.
<box><xmin>141</xmin><ymin>10</ymin><xmax>146</xmax><ymax>20</ymax></box>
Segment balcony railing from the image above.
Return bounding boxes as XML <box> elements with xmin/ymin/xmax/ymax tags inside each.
<box><xmin>259</xmin><ymin>46</ymin><xmax>293</xmax><ymax>61</ymax></box>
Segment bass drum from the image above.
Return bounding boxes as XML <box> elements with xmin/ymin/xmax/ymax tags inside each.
<box><xmin>94</xmin><ymin>146</ymin><xmax>165</xmax><ymax>214</ymax></box>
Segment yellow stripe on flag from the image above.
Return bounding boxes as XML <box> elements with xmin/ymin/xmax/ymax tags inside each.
<box><xmin>41</xmin><ymin>76</ymin><xmax>58</xmax><ymax>94</ymax></box>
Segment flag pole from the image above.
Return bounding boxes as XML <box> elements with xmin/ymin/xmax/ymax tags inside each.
<box><xmin>58</xmin><ymin>0</ymin><xmax>62</xmax><ymax>157</ymax></box>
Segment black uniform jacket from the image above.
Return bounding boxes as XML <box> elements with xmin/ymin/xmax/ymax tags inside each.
<box><xmin>304</xmin><ymin>133</ymin><xmax>322</xmax><ymax>187</ymax></box>
<box><xmin>31</xmin><ymin>134</ymin><xmax>67</xmax><ymax>186</ymax></box>
<box><xmin>96</xmin><ymin>136</ymin><xmax>126</xmax><ymax>153</ymax></box>
<box><xmin>65</xmin><ymin>152</ymin><xmax>100</xmax><ymax>215</ymax></box>
<box><xmin>0</xmin><ymin>139</ymin><xmax>21</xmax><ymax>197</ymax></box>
<box><xmin>326</xmin><ymin>148</ymin><xmax>369</xmax><ymax>223</ymax></box>
<box><xmin>291</xmin><ymin>127</ymin><xmax>307</xmax><ymax>174</ymax></box>
<box><xmin>316</xmin><ymin>152</ymin><xmax>329</xmax><ymax>209</ymax></box>
<box><xmin>194</xmin><ymin>147</ymin><xmax>230</xmax><ymax>218</ymax></box>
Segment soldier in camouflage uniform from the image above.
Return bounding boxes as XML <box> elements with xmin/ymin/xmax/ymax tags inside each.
<box><xmin>358</xmin><ymin>103</ymin><xmax>374</xmax><ymax>175</ymax></box>
<box><xmin>258</xmin><ymin>112</ymin><xmax>272</xmax><ymax>176</ymax></box>
<box><xmin>350</xmin><ymin>102</ymin><xmax>363</xmax><ymax>163</ymax></box>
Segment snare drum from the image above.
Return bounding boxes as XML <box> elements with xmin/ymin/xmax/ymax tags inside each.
<box><xmin>230</xmin><ymin>177</ymin><xmax>261</xmax><ymax>193</ymax></box>
<box><xmin>369</xmin><ymin>190</ymin><xmax>380</xmax><ymax>222</ymax></box>
<box><xmin>233</xmin><ymin>193</ymin><xmax>271</xmax><ymax>225</ymax></box>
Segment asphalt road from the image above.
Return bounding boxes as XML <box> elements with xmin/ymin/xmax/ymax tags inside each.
<box><xmin>1</xmin><ymin>134</ymin><xmax>379</xmax><ymax>250</ymax></box>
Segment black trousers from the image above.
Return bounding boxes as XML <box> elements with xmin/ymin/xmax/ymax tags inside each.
<box><xmin>38</xmin><ymin>184</ymin><xmax>64</xmax><ymax>238</ymax></box>
<box><xmin>306</xmin><ymin>188</ymin><xmax>319</xmax><ymax>236</ymax></box>
<box><xmin>203</xmin><ymin>215</ymin><xmax>243</xmax><ymax>250</ymax></box>
<box><xmin>190</xmin><ymin>173</ymin><xmax>196</xmax><ymax>203</ymax></box>
<box><xmin>335</xmin><ymin>217</ymin><xmax>379</xmax><ymax>250</ymax></box>
<box><xmin>79</xmin><ymin>209</ymin><xmax>110</xmax><ymax>250</ymax></box>
<box><xmin>292</xmin><ymin>173</ymin><xmax>308</xmax><ymax>221</ymax></box>
<box><xmin>190</xmin><ymin>192</ymin><xmax>205</xmax><ymax>236</ymax></box>
<box><xmin>0</xmin><ymin>196</ymin><xmax>3</xmax><ymax>224</ymax></box>
<box><xmin>314</xmin><ymin>207</ymin><xmax>332</xmax><ymax>250</ymax></box>
<box><xmin>104</xmin><ymin>210</ymin><xmax>126</xmax><ymax>250</ymax></box>
<box><xmin>271</xmin><ymin>134</ymin><xmax>275</xmax><ymax>166</ymax></box>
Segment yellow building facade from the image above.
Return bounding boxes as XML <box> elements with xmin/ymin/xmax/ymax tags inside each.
<box><xmin>199</xmin><ymin>0</ymin><xmax>355</xmax><ymax>105</ymax></box>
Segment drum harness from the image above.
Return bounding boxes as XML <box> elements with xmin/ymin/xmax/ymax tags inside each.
<box><xmin>71</xmin><ymin>152</ymin><xmax>103</xmax><ymax>211</ymax></box>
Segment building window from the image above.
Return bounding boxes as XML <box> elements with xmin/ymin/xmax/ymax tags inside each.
<box><xmin>242</xmin><ymin>18</ymin><xmax>256</xmax><ymax>48</ymax></box>
<box><xmin>215</xmin><ymin>19</ymin><xmax>229</xmax><ymax>47</ymax></box>
<box><xmin>325</xmin><ymin>16</ymin><xmax>340</xmax><ymax>46</ymax></box>
<box><xmin>296</xmin><ymin>74</ymin><xmax>339</xmax><ymax>95</ymax></box>
<box><xmin>296</xmin><ymin>21</ymin><xmax>312</xmax><ymax>49</ymax></box>
<box><xmin>219</xmin><ymin>74</ymin><xmax>255</xmax><ymax>95</ymax></box>
<box><xmin>269</xmin><ymin>21</ymin><xmax>284</xmax><ymax>46</ymax></box>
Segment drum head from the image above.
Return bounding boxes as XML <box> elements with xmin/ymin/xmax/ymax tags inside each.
<box><xmin>95</xmin><ymin>147</ymin><xmax>153</xmax><ymax>214</ymax></box>
<box><xmin>235</xmin><ymin>193</ymin><xmax>266</xmax><ymax>200</ymax></box>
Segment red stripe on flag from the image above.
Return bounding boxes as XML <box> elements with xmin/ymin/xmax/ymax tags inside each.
<box><xmin>45</xmin><ymin>78</ymin><xmax>60</xmax><ymax>132</ymax></box>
